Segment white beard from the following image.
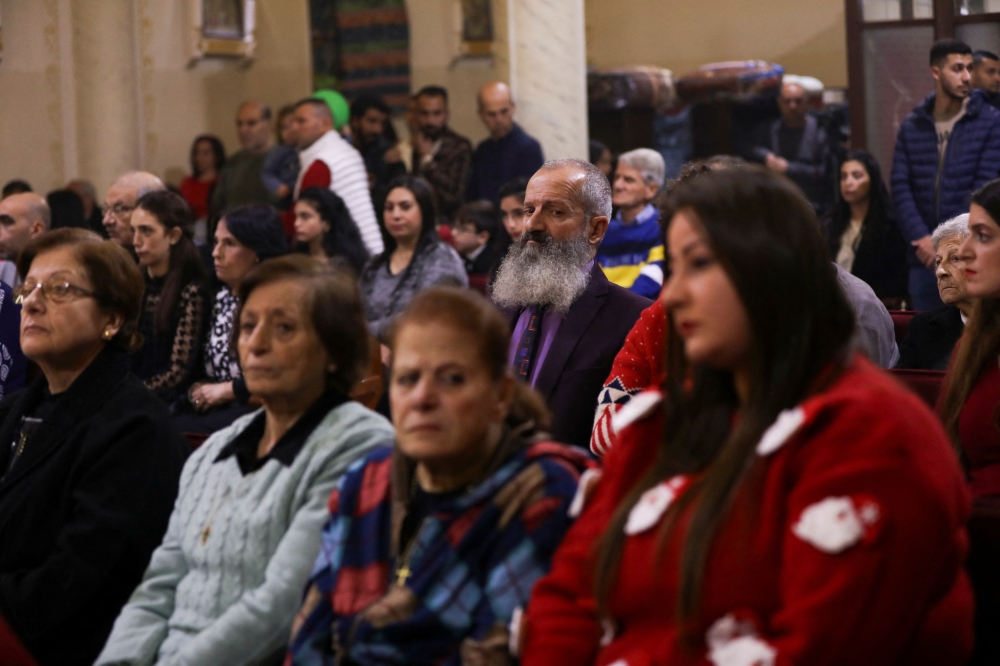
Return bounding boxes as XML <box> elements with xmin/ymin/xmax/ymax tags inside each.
<box><xmin>492</xmin><ymin>231</ymin><xmax>593</xmax><ymax>314</ymax></box>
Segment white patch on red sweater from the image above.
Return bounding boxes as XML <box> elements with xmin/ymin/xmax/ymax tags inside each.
<box><xmin>567</xmin><ymin>468</ymin><xmax>602</xmax><ymax>518</ymax></box>
<box><xmin>706</xmin><ymin>613</ymin><xmax>776</xmax><ymax>666</ymax></box>
<box><xmin>755</xmin><ymin>407</ymin><xmax>806</xmax><ymax>456</ymax></box>
<box><xmin>792</xmin><ymin>495</ymin><xmax>882</xmax><ymax>554</ymax></box>
<box><xmin>624</xmin><ymin>475</ymin><xmax>689</xmax><ymax>535</ymax></box>
<box><xmin>611</xmin><ymin>390</ymin><xmax>663</xmax><ymax>433</ymax></box>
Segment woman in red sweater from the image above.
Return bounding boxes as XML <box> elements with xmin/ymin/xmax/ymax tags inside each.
<box><xmin>521</xmin><ymin>167</ymin><xmax>973</xmax><ymax>666</ymax></box>
<box><xmin>939</xmin><ymin>177</ymin><xmax>1000</xmax><ymax>665</ymax></box>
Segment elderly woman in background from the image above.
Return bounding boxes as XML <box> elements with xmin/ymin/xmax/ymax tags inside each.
<box><xmin>896</xmin><ymin>214</ymin><xmax>973</xmax><ymax>370</ymax></box>
<box><xmin>286</xmin><ymin>287</ymin><xmax>591</xmax><ymax>666</ymax></box>
<box><xmin>359</xmin><ymin>177</ymin><xmax>467</xmax><ymax>343</ymax></box>
<box><xmin>97</xmin><ymin>256</ymin><xmax>394</xmax><ymax>666</ymax></box>
<box><xmin>0</xmin><ymin>229</ymin><xmax>189</xmax><ymax>666</ymax></box>
<box><xmin>175</xmin><ymin>204</ymin><xmax>289</xmax><ymax>434</ymax></box>
<box><xmin>131</xmin><ymin>190</ymin><xmax>208</xmax><ymax>407</ymax></box>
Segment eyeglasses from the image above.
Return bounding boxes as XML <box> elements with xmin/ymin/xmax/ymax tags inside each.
<box><xmin>104</xmin><ymin>203</ymin><xmax>135</xmax><ymax>219</ymax></box>
<box><xmin>14</xmin><ymin>278</ymin><xmax>98</xmax><ymax>304</ymax></box>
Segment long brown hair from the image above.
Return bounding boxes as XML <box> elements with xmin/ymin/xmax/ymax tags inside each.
<box><xmin>939</xmin><ymin>179</ymin><xmax>1000</xmax><ymax>453</ymax></box>
<box><xmin>594</xmin><ymin>167</ymin><xmax>855</xmax><ymax>624</ymax></box>
<box><xmin>135</xmin><ymin>190</ymin><xmax>206</xmax><ymax>332</ymax></box>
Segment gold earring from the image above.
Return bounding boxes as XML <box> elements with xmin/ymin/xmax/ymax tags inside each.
<box><xmin>102</xmin><ymin>329</ymin><xmax>113</xmax><ymax>340</ymax></box>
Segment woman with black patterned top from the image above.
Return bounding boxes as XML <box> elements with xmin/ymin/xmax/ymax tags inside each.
<box><xmin>174</xmin><ymin>204</ymin><xmax>289</xmax><ymax>433</ymax></box>
<box><xmin>130</xmin><ymin>190</ymin><xmax>208</xmax><ymax>408</ymax></box>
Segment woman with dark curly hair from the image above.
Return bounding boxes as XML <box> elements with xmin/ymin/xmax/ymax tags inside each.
<box><xmin>293</xmin><ymin>186</ymin><xmax>370</xmax><ymax>274</ymax></box>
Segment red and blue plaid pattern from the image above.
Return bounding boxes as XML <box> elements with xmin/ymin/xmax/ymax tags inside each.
<box><xmin>287</xmin><ymin>441</ymin><xmax>591</xmax><ymax>665</ymax></box>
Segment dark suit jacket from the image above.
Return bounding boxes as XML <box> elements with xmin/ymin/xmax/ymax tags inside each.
<box><xmin>895</xmin><ymin>305</ymin><xmax>964</xmax><ymax>371</ymax></box>
<box><xmin>0</xmin><ymin>349</ymin><xmax>189</xmax><ymax>666</ymax></box>
<box><xmin>501</xmin><ymin>264</ymin><xmax>650</xmax><ymax>448</ymax></box>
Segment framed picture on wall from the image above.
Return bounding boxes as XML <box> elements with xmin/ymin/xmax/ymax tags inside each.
<box><xmin>461</xmin><ymin>0</ymin><xmax>493</xmax><ymax>56</ymax></box>
<box><xmin>187</xmin><ymin>0</ymin><xmax>257</xmax><ymax>65</ymax></box>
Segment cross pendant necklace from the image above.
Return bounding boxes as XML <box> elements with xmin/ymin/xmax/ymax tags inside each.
<box><xmin>395</xmin><ymin>563</ymin><xmax>411</xmax><ymax>587</ymax></box>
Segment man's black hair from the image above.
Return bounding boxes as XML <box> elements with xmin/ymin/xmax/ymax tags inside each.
<box><xmin>930</xmin><ymin>39</ymin><xmax>972</xmax><ymax>66</ymax></box>
<box><xmin>350</xmin><ymin>94</ymin><xmax>391</xmax><ymax>120</ymax></box>
<box><xmin>415</xmin><ymin>85</ymin><xmax>449</xmax><ymax>104</ymax></box>
<box><xmin>455</xmin><ymin>200</ymin><xmax>498</xmax><ymax>237</ymax></box>
<box><xmin>1</xmin><ymin>180</ymin><xmax>32</xmax><ymax>199</ymax></box>
<box><xmin>497</xmin><ymin>177</ymin><xmax>528</xmax><ymax>203</ymax></box>
<box><xmin>973</xmin><ymin>49</ymin><xmax>1000</xmax><ymax>66</ymax></box>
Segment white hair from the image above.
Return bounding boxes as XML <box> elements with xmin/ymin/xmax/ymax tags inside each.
<box><xmin>492</xmin><ymin>231</ymin><xmax>593</xmax><ymax>314</ymax></box>
<box><xmin>538</xmin><ymin>158</ymin><xmax>612</xmax><ymax>220</ymax></box>
<box><xmin>932</xmin><ymin>213</ymin><xmax>971</xmax><ymax>250</ymax></box>
<box><xmin>617</xmin><ymin>148</ymin><xmax>666</xmax><ymax>189</ymax></box>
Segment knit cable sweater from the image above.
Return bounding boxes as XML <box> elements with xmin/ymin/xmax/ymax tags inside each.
<box><xmin>95</xmin><ymin>401</ymin><xmax>395</xmax><ymax>666</ymax></box>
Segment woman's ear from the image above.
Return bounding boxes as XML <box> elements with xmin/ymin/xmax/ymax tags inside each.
<box><xmin>494</xmin><ymin>374</ymin><xmax>515</xmax><ymax>422</ymax></box>
<box><xmin>102</xmin><ymin>312</ymin><xmax>126</xmax><ymax>340</ymax></box>
<box><xmin>167</xmin><ymin>227</ymin><xmax>183</xmax><ymax>245</ymax></box>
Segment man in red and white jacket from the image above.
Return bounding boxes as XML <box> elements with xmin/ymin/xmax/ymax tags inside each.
<box><xmin>290</xmin><ymin>98</ymin><xmax>384</xmax><ymax>255</ymax></box>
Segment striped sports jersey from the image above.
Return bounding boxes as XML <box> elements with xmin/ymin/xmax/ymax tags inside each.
<box><xmin>596</xmin><ymin>204</ymin><xmax>664</xmax><ymax>299</ymax></box>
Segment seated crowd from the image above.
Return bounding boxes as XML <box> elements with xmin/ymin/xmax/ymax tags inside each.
<box><xmin>2</xmin><ymin>42</ymin><xmax>1000</xmax><ymax>665</ymax></box>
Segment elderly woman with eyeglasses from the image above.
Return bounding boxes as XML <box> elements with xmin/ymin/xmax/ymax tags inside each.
<box><xmin>0</xmin><ymin>229</ymin><xmax>190</xmax><ymax>666</ymax></box>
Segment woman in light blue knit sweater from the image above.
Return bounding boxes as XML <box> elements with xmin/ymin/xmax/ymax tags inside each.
<box><xmin>97</xmin><ymin>256</ymin><xmax>394</xmax><ymax>666</ymax></box>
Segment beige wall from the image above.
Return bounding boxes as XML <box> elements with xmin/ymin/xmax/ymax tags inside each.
<box><xmin>406</xmin><ymin>0</ymin><xmax>502</xmax><ymax>145</ymax></box>
<box><xmin>0</xmin><ymin>0</ymin><xmax>312</xmax><ymax>198</ymax></box>
<box><xmin>585</xmin><ymin>0</ymin><xmax>847</xmax><ymax>88</ymax></box>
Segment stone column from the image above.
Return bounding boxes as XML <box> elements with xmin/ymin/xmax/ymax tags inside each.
<box><xmin>71</xmin><ymin>0</ymin><xmax>143</xmax><ymax>190</ymax></box>
<box><xmin>495</xmin><ymin>0</ymin><xmax>588</xmax><ymax>161</ymax></box>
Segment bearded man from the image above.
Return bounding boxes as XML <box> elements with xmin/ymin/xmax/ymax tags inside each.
<box><xmin>492</xmin><ymin>158</ymin><xmax>649</xmax><ymax>448</ymax></box>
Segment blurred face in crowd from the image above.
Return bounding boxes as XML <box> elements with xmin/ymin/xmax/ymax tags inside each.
<box><xmin>291</xmin><ymin>103</ymin><xmax>333</xmax><ymax>151</ymax></box>
<box><xmin>612</xmin><ymin>162</ymin><xmax>658</xmax><ymax>211</ymax></box>
<box><xmin>103</xmin><ymin>183</ymin><xmax>137</xmax><ymax>248</ymax></box>
<box><xmin>933</xmin><ymin>54</ymin><xmax>973</xmax><ymax>101</ymax></box>
<box><xmin>293</xmin><ymin>200</ymin><xmax>327</xmax><ymax>247</ymax></box>
<box><xmin>356</xmin><ymin>107</ymin><xmax>389</xmax><ymax>145</ymax></box>
<box><xmin>935</xmin><ymin>236</ymin><xmax>970</xmax><ymax>308</ymax></box>
<box><xmin>236</xmin><ymin>103</ymin><xmax>272</xmax><ymax>153</ymax></box>
<box><xmin>391</xmin><ymin>320</ymin><xmax>511</xmax><ymax>485</ymax></box>
<box><xmin>18</xmin><ymin>246</ymin><xmax>121</xmax><ymax>376</ymax></box>
<box><xmin>0</xmin><ymin>193</ymin><xmax>47</xmax><ymax>261</ymax></box>
<box><xmin>960</xmin><ymin>203</ymin><xmax>1000</xmax><ymax>298</ymax></box>
<box><xmin>66</xmin><ymin>180</ymin><xmax>96</xmax><ymax>218</ymax></box>
<box><xmin>595</xmin><ymin>148</ymin><xmax>613</xmax><ymax>178</ymax></box>
<box><xmin>523</xmin><ymin>165</ymin><xmax>606</xmax><ymax>249</ymax></box>
<box><xmin>416</xmin><ymin>94</ymin><xmax>448</xmax><ymax>140</ymax></box>
<box><xmin>661</xmin><ymin>209</ymin><xmax>752</xmax><ymax>374</ymax></box>
<box><xmin>452</xmin><ymin>220</ymin><xmax>488</xmax><ymax>256</ymax></box>
<box><xmin>238</xmin><ymin>279</ymin><xmax>330</xmax><ymax>406</ymax></box>
<box><xmin>839</xmin><ymin>160</ymin><xmax>871</xmax><ymax>206</ymax></box>
<box><xmin>193</xmin><ymin>139</ymin><xmax>218</xmax><ymax>177</ymax></box>
<box><xmin>499</xmin><ymin>194</ymin><xmax>526</xmax><ymax>239</ymax></box>
<box><xmin>212</xmin><ymin>218</ymin><xmax>259</xmax><ymax>289</ymax></box>
<box><xmin>973</xmin><ymin>56</ymin><xmax>1000</xmax><ymax>93</ymax></box>
<box><xmin>131</xmin><ymin>207</ymin><xmax>180</xmax><ymax>278</ymax></box>
<box><xmin>478</xmin><ymin>84</ymin><xmax>515</xmax><ymax>141</ymax></box>
<box><xmin>383</xmin><ymin>187</ymin><xmax>423</xmax><ymax>246</ymax></box>
<box><xmin>777</xmin><ymin>83</ymin><xmax>807</xmax><ymax>127</ymax></box>
<box><xmin>279</xmin><ymin>112</ymin><xmax>298</xmax><ymax>147</ymax></box>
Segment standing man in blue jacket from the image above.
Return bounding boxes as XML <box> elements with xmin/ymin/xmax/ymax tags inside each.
<box><xmin>891</xmin><ymin>39</ymin><xmax>1000</xmax><ymax>310</ymax></box>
